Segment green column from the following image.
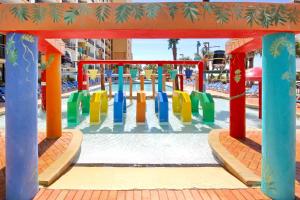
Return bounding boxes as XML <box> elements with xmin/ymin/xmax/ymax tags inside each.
<box><xmin>262</xmin><ymin>32</ymin><xmax>296</xmax><ymax>200</ymax></box>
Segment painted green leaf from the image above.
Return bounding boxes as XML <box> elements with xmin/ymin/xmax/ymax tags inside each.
<box><xmin>131</xmin><ymin>4</ymin><xmax>144</xmax><ymax>20</ymax></box>
<box><xmin>166</xmin><ymin>3</ymin><xmax>178</xmax><ymax>20</ymax></box>
<box><xmin>183</xmin><ymin>2</ymin><xmax>199</xmax><ymax>22</ymax></box>
<box><xmin>287</xmin><ymin>7</ymin><xmax>299</xmax><ymax>24</ymax></box>
<box><xmin>78</xmin><ymin>4</ymin><xmax>91</xmax><ymax>15</ymax></box>
<box><xmin>203</xmin><ymin>2</ymin><xmax>214</xmax><ymax>14</ymax></box>
<box><xmin>64</xmin><ymin>7</ymin><xmax>80</xmax><ymax>25</ymax></box>
<box><xmin>10</xmin><ymin>5</ymin><xmax>30</xmax><ymax>22</ymax></box>
<box><xmin>232</xmin><ymin>5</ymin><xmax>243</xmax><ymax>20</ymax></box>
<box><xmin>144</xmin><ymin>3</ymin><xmax>161</xmax><ymax>19</ymax></box>
<box><xmin>213</xmin><ymin>6</ymin><xmax>230</xmax><ymax>24</ymax></box>
<box><xmin>6</xmin><ymin>35</ymin><xmax>17</xmax><ymax>66</ymax></box>
<box><xmin>96</xmin><ymin>4</ymin><xmax>111</xmax><ymax>22</ymax></box>
<box><xmin>49</xmin><ymin>4</ymin><xmax>63</xmax><ymax>23</ymax></box>
<box><xmin>257</xmin><ymin>7</ymin><xmax>273</xmax><ymax>28</ymax></box>
<box><xmin>271</xmin><ymin>5</ymin><xmax>287</xmax><ymax>26</ymax></box>
<box><xmin>244</xmin><ymin>6</ymin><xmax>258</xmax><ymax>26</ymax></box>
<box><xmin>270</xmin><ymin>36</ymin><xmax>295</xmax><ymax>57</ymax></box>
<box><xmin>115</xmin><ymin>4</ymin><xmax>132</xmax><ymax>23</ymax></box>
<box><xmin>32</xmin><ymin>5</ymin><xmax>47</xmax><ymax>24</ymax></box>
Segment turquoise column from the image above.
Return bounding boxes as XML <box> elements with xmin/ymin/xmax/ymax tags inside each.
<box><xmin>118</xmin><ymin>66</ymin><xmax>123</xmax><ymax>91</ymax></box>
<box><xmin>5</xmin><ymin>33</ymin><xmax>38</xmax><ymax>199</ymax></box>
<box><xmin>158</xmin><ymin>66</ymin><xmax>163</xmax><ymax>92</ymax></box>
<box><xmin>262</xmin><ymin>33</ymin><xmax>296</xmax><ymax>200</ymax></box>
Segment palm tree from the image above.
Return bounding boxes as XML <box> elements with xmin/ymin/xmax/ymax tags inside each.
<box><xmin>168</xmin><ymin>39</ymin><xmax>180</xmax><ymax>69</ymax></box>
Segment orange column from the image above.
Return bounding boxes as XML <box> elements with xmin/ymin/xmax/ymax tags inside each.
<box><xmin>140</xmin><ymin>75</ymin><xmax>144</xmax><ymax>91</ymax></box>
<box><xmin>46</xmin><ymin>53</ymin><xmax>62</xmax><ymax>138</ymax></box>
<box><xmin>129</xmin><ymin>77</ymin><xmax>133</xmax><ymax>100</ymax></box>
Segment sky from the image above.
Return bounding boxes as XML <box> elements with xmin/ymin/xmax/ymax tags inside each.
<box><xmin>132</xmin><ymin>0</ymin><xmax>292</xmax><ymax>67</ymax></box>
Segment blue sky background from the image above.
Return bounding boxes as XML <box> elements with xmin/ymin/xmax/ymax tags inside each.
<box><xmin>132</xmin><ymin>0</ymin><xmax>292</xmax><ymax>67</ymax></box>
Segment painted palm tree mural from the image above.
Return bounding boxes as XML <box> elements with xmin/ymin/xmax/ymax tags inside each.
<box><xmin>168</xmin><ymin>39</ymin><xmax>180</xmax><ymax>69</ymax></box>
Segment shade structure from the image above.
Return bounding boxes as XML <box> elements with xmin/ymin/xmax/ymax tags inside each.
<box><xmin>246</xmin><ymin>67</ymin><xmax>262</xmax><ymax>82</ymax></box>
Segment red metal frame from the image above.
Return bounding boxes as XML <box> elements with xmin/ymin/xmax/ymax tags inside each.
<box><xmin>77</xmin><ymin>60</ymin><xmax>204</xmax><ymax>92</ymax></box>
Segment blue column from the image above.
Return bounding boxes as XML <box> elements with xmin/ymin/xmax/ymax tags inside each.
<box><xmin>262</xmin><ymin>33</ymin><xmax>295</xmax><ymax>200</ymax></box>
<box><xmin>158</xmin><ymin>66</ymin><xmax>163</xmax><ymax>92</ymax></box>
<box><xmin>118</xmin><ymin>66</ymin><xmax>123</xmax><ymax>91</ymax></box>
<box><xmin>5</xmin><ymin>33</ymin><xmax>38</xmax><ymax>200</ymax></box>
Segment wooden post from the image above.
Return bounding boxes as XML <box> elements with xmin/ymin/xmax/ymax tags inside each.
<box><xmin>140</xmin><ymin>75</ymin><xmax>144</xmax><ymax>91</ymax></box>
<box><xmin>162</xmin><ymin>74</ymin><xmax>166</xmax><ymax>92</ymax></box>
<box><xmin>129</xmin><ymin>77</ymin><xmax>133</xmax><ymax>100</ymax></box>
<box><xmin>151</xmin><ymin>74</ymin><xmax>156</xmax><ymax>99</ymax></box>
<box><xmin>198</xmin><ymin>62</ymin><xmax>204</xmax><ymax>92</ymax></box>
<box><xmin>109</xmin><ymin>77</ymin><xmax>112</xmax><ymax>99</ymax></box>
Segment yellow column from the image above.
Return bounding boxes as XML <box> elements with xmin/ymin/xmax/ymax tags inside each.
<box><xmin>46</xmin><ymin>53</ymin><xmax>62</xmax><ymax>138</ymax></box>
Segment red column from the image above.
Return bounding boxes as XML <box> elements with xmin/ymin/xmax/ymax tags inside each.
<box><xmin>178</xmin><ymin>74</ymin><xmax>184</xmax><ymax>91</ymax></box>
<box><xmin>41</xmin><ymin>70</ymin><xmax>46</xmax><ymax>111</ymax></box>
<box><xmin>230</xmin><ymin>52</ymin><xmax>246</xmax><ymax>139</ymax></box>
<box><xmin>259</xmin><ymin>81</ymin><xmax>262</xmax><ymax>119</ymax></box>
<box><xmin>77</xmin><ymin>62</ymin><xmax>83</xmax><ymax>91</ymax></box>
<box><xmin>198</xmin><ymin>62</ymin><xmax>204</xmax><ymax>92</ymax></box>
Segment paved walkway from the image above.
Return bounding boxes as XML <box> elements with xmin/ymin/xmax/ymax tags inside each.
<box><xmin>215</xmin><ymin>130</ymin><xmax>300</xmax><ymax>198</ymax></box>
<box><xmin>34</xmin><ymin>188</ymin><xmax>270</xmax><ymax>200</ymax></box>
<box><xmin>0</xmin><ymin>132</ymin><xmax>73</xmax><ymax>199</ymax></box>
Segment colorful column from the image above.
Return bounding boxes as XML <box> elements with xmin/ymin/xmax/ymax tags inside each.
<box><xmin>100</xmin><ymin>65</ymin><xmax>105</xmax><ymax>90</ymax></box>
<box><xmin>261</xmin><ymin>33</ymin><xmax>296</xmax><ymax>199</ymax></box>
<box><xmin>118</xmin><ymin>66</ymin><xmax>123</xmax><ymax>91</ymax></box>
<box><xmin>151</xmin><ymin>74</ymin><xmax>156</xmax><ymax>98</ymax></box>
<box><xmin>5</xmin><ymin>33</ymin><xmax>38</xmax><ymax>200</ymax></box>
<box><xmin>46</xmin><ymin>53</ymin><xmax>62</xmax><ymax>138</ymax></box>
<box><xmin>129</xmin><ymin>77</ymin><xmax>133</xmax><ymax>100</ymax></box>
<box><xmin>140</xmin><ymin>75</ymin><xmax>144</xmax><ymax>91</ymax></box>
<box><xmin>259</xmin><ymin>81</ymin><xmax>262</xmax><ymax>119</ymax></box>
<box><xmin>158</xmin><ymin>66</ymin><xmax>163</xmax><ymax>92</ymax></box>
<box><xmin>198</xmin><ymin>62</ymin><xmax>204</xmax><ymax>92</ymax></box>
<box><xmin>229</xmin><ymin>52</ymin><xmax>246</xmax><ymax>139</ymax></box>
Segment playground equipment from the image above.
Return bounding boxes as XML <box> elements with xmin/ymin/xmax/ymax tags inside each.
<box><xmin>90</xmin><ymin>90</ymin><xmax>108</xmax><ymax>124</ymax></box>
<box><xmin>136</xmin><ymin>75</ymin><xmax>146</xmax><ymax>123</ymax></box>
<box><xmin>172</xmin><ymin>74</ymin><xmax>192</xmax><ymax>123</ymax></box>
<box><xmin>114</xmin><ymin>66</ymin><xmax>127</xmax><ymax>123</ymax></box>
<box><xmin>155</xmin><ymin>66</ymin><xmax>168</xmax><ymax>123</ymax></box>
<box><xmin>190</xmin><ymin>91</ymin><xmax>214</xmax><ymax>123</ymax></box>
<box><xmin>67</xmin><ymin>90</ymin><xmax>90</xmax><ymax>125</ymax></box>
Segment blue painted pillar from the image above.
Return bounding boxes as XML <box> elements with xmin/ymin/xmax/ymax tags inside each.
<box><xmin>118</xmin><ymin>66</ymin><xmax>123</xmax><ymax>91</ymax></box>
<box><xmin>158</xmin><ymin>66</ymin><xmax>163</xmax><ymax>92</ymax></box>
<box><xmin>5</xmin><ymin>33</ymin><xmax>38</xmax><ymax>199</ymax></box>
<box><xmin>262</xmin><ymin>33</ymin><xmax>296</xmax><ymax>200</ymax></box>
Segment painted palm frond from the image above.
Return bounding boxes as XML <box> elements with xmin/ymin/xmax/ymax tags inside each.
<box><xmin>257</xmin><ymin>7</ymin><xmax>273</xmax><ymax>28</ymax></box>
<box><xmin>6</xmin><ymin>35</ymin><xmax>17</xmax><ymax>66</ymax></box>
<box><xmin>10</xmin><ymin>5</ymin><xmax>30</xmax><ymax>22</ymax></box>
<box><xmin>96</xmin><ymin>5</ymin><xmax>111</xmax><ymax>22</ymax></box>
<box><xmin>131</xmin><ymin>4</ymin><xmax>144</xmax><ymax>20</ymax></box>
<box><xmin>270</xmin><ymin>36</ymin><xmax>295</xmax><ymax>58</ymax></box>
<box><xmin>232</xmin><ymin>5</ymin><xmax>243</xmax><ymax>20</ymax></box>
<box><xmin>166</xmin><ymin>3</ymin><xmax>178</xmax><ymax>20</ymax></box>
<box><xmin>115</xmin><ymin>4</ymin><xmax>132</xmax><ymax>23</ymax></box>
<box><xmin>271</xmin><ymin>5</ymin><xmax>287</xmax><ymax>26</ymax></box>
<box><xmin>287</xmin><ymin>7</ymin><xmax>299</xmax><ymax>24</ymax></box>
<box><xmin>183</xmin><ymin>2</ymin><xmax>199</xmax><ymax>22</ymax></box>
<box><xmin>78</xmin><ymin>4</ymin><xmax>91</xmax><ymax>15</ymax></box>
<box><xmin>244</xmin><ymin>6</ymin><xmax>258</xmax><ymax>26</ymax></box>
<box><xmin>64</xmin><ymin>7</ymin><xmax>80</xmax><ymax>25</ymax></box>
<box><xmin>32</xmin><ymin>5</ymin><xmax>47</xmax><ymax>24</ymax></box>
<box><xmin>203</xmin><ymin>2</ymin><xmax>214</xmax><ymax>14</ymax></box>
<box><xmin>213</xmin><ymin>6</ymin><xmax>230</xmax><ymax>24</ymax></box>
<box><xmin>49</xmin><ymin>4</ymin><xmax>63</xmax><ymax>23</ymax></box>
<box><xmin>144</xmin><ymin>3</ymin><xmax>161</xmax><ymax>19</ymax></box>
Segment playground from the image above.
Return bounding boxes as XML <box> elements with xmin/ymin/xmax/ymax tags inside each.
<box><xmin>0</xmin><ymin>1</ymin><xmax>300</xmax><ymax>200</ymax></box>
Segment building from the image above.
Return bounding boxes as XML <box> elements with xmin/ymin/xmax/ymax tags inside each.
<box><xmin>112</xmin><ymin>39</ymin><xmax>133</xmax><ymax>60</ymax></box>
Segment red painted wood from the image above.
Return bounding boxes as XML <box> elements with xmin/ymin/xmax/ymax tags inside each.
<box><xmin>230</xmin><ymin>53</ymin><xmax>246</xmax><ymax>139</ymax></box>
<box><xmin>78</xmin><ymin>60</ymin><xmax>202</xmax><ymax>66</ymax></box>
<box><xmin>198</xmin><ymin>62</ymin><xmax>204</xmax><ymax>92</ymax></box>
<box><xmin>177</xmin><ymin>74</ymin><xmax>184</xmax><ymax>91</ymax></box>
<box><xmin>41</xmin><ymin>70</ymin><xmax>46</xmax><ymax>111</ymax></box>
<box><xmin>77</xmin><ymin>62</ymin><xmax>89</xmax><ymax>91</ymax></box>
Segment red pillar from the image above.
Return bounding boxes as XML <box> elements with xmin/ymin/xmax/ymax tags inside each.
<box><xmin>230</xmin><ymin>52</ymin><xmax>246</xmax><ymax>139</ymax></box>
<box><xmin>178</xmin><ymin>74</ymin><xmax>184</xmax><ymax>91</ymax></box>
<box><xmin>77</xmin><ymin>62</ymin><xmax>83</xmax><ymax>91</ymax></box>
<box><xmin>77</xmin><ymin>62</ymin><xmax>88</xmax><ymax>91</ymax></box>
<box><xmin>41</xmin><ymin>70</ymin><xmax>46</xmax><ymax>111</ymax></box>
<box><xmin>259</xmin><ymin>81</ymin><xmax>262</xmax><ymax>119</ymax></box>
<box><xmin>198</xmin><ymin>62</ymin><xmax>204</xmax><ymax>92</ymax></box>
